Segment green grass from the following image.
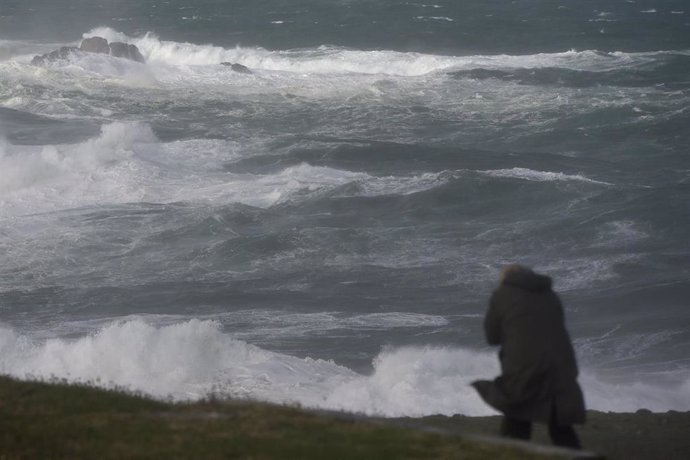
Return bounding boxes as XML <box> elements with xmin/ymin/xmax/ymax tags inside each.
<box><xmin>0</xmin><ymin>376</ymin><xmax>556</xmax><ymax>460</ymax></box>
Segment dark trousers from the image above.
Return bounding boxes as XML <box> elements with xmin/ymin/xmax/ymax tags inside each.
<box><xmin>500</xmin><ymin>408</ymin><xmax>581</xmax><ymax>449</ymax></box>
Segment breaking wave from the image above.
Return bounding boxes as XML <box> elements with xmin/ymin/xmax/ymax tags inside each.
<box><xmin>1</xmin><ymin>121</ymin><xmax>518</xmax><ymax>217</ymax></box>
<box><xmin>479</xmin><ymin>167</ymin><xmax>613</xmax><ymax>185</ymax></box>
<box><xmin>80</xmin><ymin>27</ymin><xmax>690</xmax><ymax>77</ymax></box>
<box><xmin>0</xmin><ymin>319</ymin><xmax>688</xmax><ymax>416</ymax></box>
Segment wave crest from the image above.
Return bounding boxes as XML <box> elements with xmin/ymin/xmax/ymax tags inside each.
<box><xmin>1</xmin><ymin>320</ymin><xmax>688</xmax><ymax>416</ymax></box>
<box><xmin>479</xmin><ymin>167</ymin><xmax>612</xmax><ymax>185</ymax></box>
<box><xmin>0</xmin><ymin>122</ymin><xmax>157</xmax><ymax>215</ymax></box>
<box><xmin>80</xmin><ymin>27</ymin><xmax>687</xmax><ymax>77</ymax></box>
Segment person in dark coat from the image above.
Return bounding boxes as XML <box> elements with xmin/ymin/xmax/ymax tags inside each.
<box><xmin>472</xmin><ymin>264</ymin><xmax>585</xmax><ymax>449</ymax></box>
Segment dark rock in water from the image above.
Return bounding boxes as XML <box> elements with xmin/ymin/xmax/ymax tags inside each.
<box><xmin>80</xmin><ymin>36</ymin><xmax>110</xmax><ymax>54</ymax></box>
<box><xmin>109</xmin><ymin>42</ymin><xmax>146</xmax><ymax>63</ymax></box>
<box><xmin>220</xmin><ymin>62</ymin><xmax>252</xmax><ymax>74</ymax></box>
<box><xmin>30</xmin><ymin>46</ymin><xmax>80</xmax><ymax>65</ymax></box>
<box><xmin>31</xmin><ymin>37</ymin><xmax>146</xmax><ymax>66</ymax></box>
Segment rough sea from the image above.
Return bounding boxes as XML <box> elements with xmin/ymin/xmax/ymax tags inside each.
<box><xmin>1</xmin><ymin>0</ymin><xmax>689</xmax><ymax>417</ymax></box>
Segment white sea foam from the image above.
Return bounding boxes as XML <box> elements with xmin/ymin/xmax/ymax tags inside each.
<box><xmin>84</xmin><ymin>27</ymin><xmax>460</xmax><ymax>76</ymax></box>
<box><xmin>0</xmin><ymin>123</ymin><xmax>638</xmax><ymax>298</ymax></box>
<box><xmin>592</xmin><ymin>220</ymin><xmax>649</xmax><ymax>248</ymax></box>
<box><xmin>0</xmin><ymin>122</ymin><xmax>160</xmax><ymax>216</ymax></box>
<box><xmin>479</xmin><ymin>167</ymin><xmax>612</xmax><ymax>185</ymax></box>
<box><xmin>181</xmin><ymin>163</ymin><xmax>453</xmax><ymax>209</ymax></box>
<box><xmin>414</xmin><ymin>16</ymin><xmax>454</xmax><ymax>22</ymax></box>
<box><xmin>0</xmin><ymin>123</ymin><xmax>458</xmax><ymax>216</ymax></box>
<box><xmin>540</xmin><ymin>255</ymin><xmax>639</xmax><ymax>292</ymax></box>
<box><xmin>0</xmin><ymin>320</ymin><xmax>688</xmax><ymax>416</ymax></box>
<box><xmin>3</xmin><ymin>28</ymin><xmax>685</xmax><ymax>116</ymax></box>
<box><xmin>575</xmin><ymin>328</ymin><xmax>684</xmax><ymax>366</ymax></box>
<box><xmin>75</xmin><ymin>27</ymin><xmax>687</xmax><ymax>78</ymax></box>
<box><xmin>62</xmin><ymin>52</ymin><xmax>157</xmax><ymax>86</ymax></box>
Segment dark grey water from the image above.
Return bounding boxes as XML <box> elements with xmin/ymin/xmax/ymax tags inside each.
<box><xmin>0</xmin><ymin>0</ymin><xmax>688</xmax><ymax>416</ymax></box>
<box><xmin>3</xmin><ymin>0</ymin><xmax>690</xmax><ymax>53</ymax></box>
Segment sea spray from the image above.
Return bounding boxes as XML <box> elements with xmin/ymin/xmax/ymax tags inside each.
<box><xmin>0</xmin><ymin>122</ymin><xmax>158</xmax><ymax>215</ymax></box>
<box><xmin>82</xmin><ymin>27</ymin><xmax>690</xmax><ymax>76</ymax></box>
<box><xmin>1</xmin><ymin>320</ymin><xmax>688</xmax><ymax>416</ymax></box>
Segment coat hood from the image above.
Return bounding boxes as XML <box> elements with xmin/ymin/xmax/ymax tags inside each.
<box><xmin>502</xmin><ymin>270</ymin><xmax>553</xmax><ymax>292</ymax></box>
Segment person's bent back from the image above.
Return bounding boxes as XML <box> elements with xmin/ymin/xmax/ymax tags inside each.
<box><xmin>472</xmin><ymin>264</ymin><xmax>585</xmax><ymax>449</ymax></box>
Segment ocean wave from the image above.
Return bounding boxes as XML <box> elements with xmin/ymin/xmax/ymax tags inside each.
<box><xmin>75</xmin><ymin>27</ymin><xmax>690</xmax><ymax>78</ymax></box>
<box><xmin>4</xmin><ymin>28</ymin><xmax>688</xmax><ymax>104</ymax></box>
<box><xmin>448</xmin><ymin>53</ymin><xmax>690</xmax><ymax>90</ymax></box>
<box><xmin>1</xmin><ymin>319</ymin><xmax>688</xmax><ymax>416</ymax></box>
<box><xmin>0</xmin><ymin>122</ymin><xmax>462</xmax><ymax>216</ymax></box>
<box><xmin>84</xmin><ymin>27</ymin><xmax>461</xmax><ymax>77</ymax></box>
<box><xmin>0</xmin><ymin>122</ymin><xmax>159</xmax><ymax>216</ymax></box>
<box><xmin>1</xmin><ymin>117</ymin><xmax>615</xmax><ymax>219</ymax></box>
<box><xmin>478</xmin><ymin>167</ymin><xmax>612</xmax><ymax>185</ymax></box>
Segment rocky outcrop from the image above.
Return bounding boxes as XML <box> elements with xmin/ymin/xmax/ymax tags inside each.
<box><xmin>220</xmin><ymin>62</ymin><xmax>252</xmax><ymax>74</ymax></box>
<box><xmin>108</xmin><ymin>42</ymin><xmax>146</xmax><ymax>63</ymax></box>
<box><xmin>79</xmin><ymin>36</ymin><xmax>110</xmax><ymax>54</ymax></box>
<box><xmin>31</xmin><ymin>47</ymin><xmax>80</xmax><ymax>65</ymax></box>
<box><xmin>31</xmin><ymin>36</ymin><xmax>146</xmax><ymax>65</ymax></box>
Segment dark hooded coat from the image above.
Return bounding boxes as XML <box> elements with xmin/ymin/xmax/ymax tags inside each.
<box><xmin>472</xmin><ymin>270</ymin><xmax>586</xmax><ymax>425</ymax></box>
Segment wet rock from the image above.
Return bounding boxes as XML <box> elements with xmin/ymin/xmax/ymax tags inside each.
<box><xmin>31</xmin><ymin>36</ymin><xmax>146</xmax><ymax>66</ymax></box>
<box><xmin>80</xmin><ymin>36</ymin><xmax>110</xmax><ymax>54</ymax></box>
<box><xmin>30</xmin><ymin>46</ymin><xmax>80</xmax><ymax>65</ymax></box>
<box><xmin>220</xmin><ymin>62</ymin><xmax>252</xmax><ymax>74</ymax></box>
<box><xmin>109</xmin><ymin>42</ymin><xmax>146</xmax><ymax>63</ymax></box>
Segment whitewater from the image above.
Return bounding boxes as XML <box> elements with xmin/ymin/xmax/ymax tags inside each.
<box><xmin>1</xmin><ymin>0</ymin><xmax>689</xmax><ymax>418</ymax></box>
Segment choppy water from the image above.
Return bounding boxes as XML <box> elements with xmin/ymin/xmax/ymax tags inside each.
<box><xmin>0</xmin><ymin>0</ymin><xmax>689</xmax><ymax>416</ymax></box>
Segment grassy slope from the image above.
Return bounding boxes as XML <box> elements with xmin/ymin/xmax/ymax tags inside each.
<box><xmin>0</xmin><ymin>376</ymin><xmax>554</xmax><ymax>460</ymax></box>
<box><xmin>3</xmin><ymin>376</ymin><xmax>687</xmax><ymax>459</ymax></box>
